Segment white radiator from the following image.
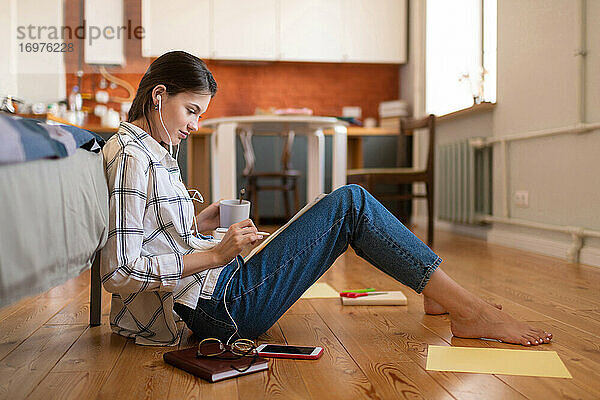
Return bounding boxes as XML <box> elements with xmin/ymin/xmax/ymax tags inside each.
<box><xmin>436</xmin><ymin>139</ymin><xmax>492</xmax><ymax>224</ymax></box>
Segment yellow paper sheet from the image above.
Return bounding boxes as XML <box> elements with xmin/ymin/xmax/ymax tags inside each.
<box><xmin>300</xmin><ymin>282</ymin><xmax>339</xmax><ymax>299</ymax></box>
<box><xmin>426</xmin><ymin>345</ymin><xmax>571</xmax><ymax>378</ymax></box>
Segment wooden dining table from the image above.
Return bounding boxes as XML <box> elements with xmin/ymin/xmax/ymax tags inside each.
<box><xmin>187</xmin><ymin>124</ymin><xmax>406</xmax><ymax>210</ymax></box>
<box><xmin>199</xmin><ymin>115</ymin><xmax>349</xmax><ymax>204</ymax></box>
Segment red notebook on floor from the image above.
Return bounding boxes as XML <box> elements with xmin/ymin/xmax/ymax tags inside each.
<box><xmin>164</xmin><ymin>346</ymin><xmax>269</xmax><ymax>383</ymax></box>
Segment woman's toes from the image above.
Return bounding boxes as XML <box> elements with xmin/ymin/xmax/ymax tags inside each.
<box><xmin>519</xmin><ymin>336</ymin><xmax>532</xmax><ymax>346</ymax></box>
<box><xmin>532</xmin><ymin>329</ymin><xmax>550</xmax><ymax>343</ymax></box>
<box><xmin>526</xmin><ymin>334</ymin><xmax>539</xmax><ymax>345</ymax></box>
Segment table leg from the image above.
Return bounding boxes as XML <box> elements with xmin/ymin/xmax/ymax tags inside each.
<box><xmin>332</xmin><ymin>125</ymin><xmax>347</xmax><ymax>190</ymax></box>
<box><xmin>306</xmin><ymin>128</ymin><xmax>325</xmax><ymax>202</ymax></box>
<box><xmin>347</xmin><ymin>137</ymin><xmax>364</xmax><ymax>169</ymax></box>
<box><xmin>211</xmin><ymin>122</ymin><xmax>238</xmax><ymax>202</ymax></box>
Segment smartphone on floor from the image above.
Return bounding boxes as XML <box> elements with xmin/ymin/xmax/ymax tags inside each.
<box><xmin>256</xmin><ymin>344</ymin><xmax>324</xmax><ymax>360</ymax></box>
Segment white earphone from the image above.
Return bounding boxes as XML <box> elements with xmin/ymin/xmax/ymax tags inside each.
<box><xmin>188</xmin><ymin>189</ymin><xmax>205</xmax><ymax>236</ymax></box>
<box><xmin>157</xmin><ymin>94</ymin><xmax>177</xmax><ymax>158</ymax></box>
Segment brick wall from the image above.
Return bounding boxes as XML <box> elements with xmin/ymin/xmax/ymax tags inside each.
<box><xmin>64</xmin><ymin>0</ymin><xmax>400</xmax><ymax>123</ymax></box>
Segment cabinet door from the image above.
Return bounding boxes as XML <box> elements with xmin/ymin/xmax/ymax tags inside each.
<box><xmin>142</xmin><ymin>0</ymin><xmax>210</xmax><ymax>58</ymax></box>
<box><xmin>14</xmin><ymin>0</ymin><xmax>66</xmax><ymax>102</ymax></box>
<box><xmin>212</xmin><ymin>0</ymin><xmax>277</xmax><ymax>60</ymax></box>
<box><xmin>0</xmin><ymin>0</ymin><xmax>18</xmax><ymax>95</ymax></box>
<box><xmin>85</xmin><ymin>0</ymin><xmax>125</xmax><ymax>65</ymax></box>
<box><xmin>279</xmin><ymin>0</ymin><xmax>344</xmax><ymax>62</ymax></box>
<box><xmin>343</xmin><ymin>0</ymin><xmax>407</xmax><ymax>63</ymax></box>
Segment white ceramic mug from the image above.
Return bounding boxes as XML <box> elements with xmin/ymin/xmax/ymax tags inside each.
<box><xmin>219</xmin><ymin>199</ymin><xmax>251</xmax><ymax>228</ymax></box>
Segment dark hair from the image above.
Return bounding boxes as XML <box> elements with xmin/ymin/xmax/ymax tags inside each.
<box><xmin>128</xmin><ymin>51</ymin><xmax>217</xmax><ymax>127</ymax></box>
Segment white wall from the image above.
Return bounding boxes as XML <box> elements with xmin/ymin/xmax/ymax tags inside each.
<box><xmin>0</xmin><ymin>0</ymin><xmax>18</xmax><ymax>96</ymax></box>
<box><xmin>487</xmin><ymin>0</ymin><xmax>600</xmax><ymax>265</ymax></box>
<box><xmin>409</xmin><ymin>0</ymin><xmax>600</xmax><ymax>265</ymax></box>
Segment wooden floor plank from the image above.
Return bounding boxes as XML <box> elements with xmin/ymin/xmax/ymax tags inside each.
<box><xmin>51</xmin><ymin>323</ymin><xmax>127</xmax><ymax>373</ymax></box>
<box><xmin>94</xmin><ymin>341</ymin><xmax>175</xmax><ymax>400</ymax></box>
<box><xmin>278</xmin><ymin>311</ymin><xmax>385</xmax><ymax>400</ymax></box>
<box><xmin>166</xmin><ymin>326</ymin><xmax>239</xmax><ymax>400</ymax></box>
<box><xmin>0</xmin><ymin>271</ymin><xmax>91</xmax><ymax>361</ymax></box>
<box><xmin>437</xmin><ymin>234</ymin><xmax>600</xmax><ymax>309</ymax></box>
<box><xmin>234</xmin><ymin>323</ymin><xmax>312</xmax><ymax>400</ymax></box>
<box><xmin>26</xmin><ymin>371</ymin><xmax>111</xmax><ymax>400</ymax></box>
<box><xmin>427</xmin><ymin>324</ymin><xmax>600</xmax><ymax>400</ymax></box>
<box><xmin>46</xmin><ymin>288</ymin><xmax>111</xmax><ymax>326</ymax></box>
<box><xmin>284</xmin><ymin>298</ymin><xmax>318</xmax><ymax>315</ymax></box>
<box><xmin>0</xmin><ymin>324</ymin><xmax>86</xmax><ymax>399</ymax></box>
<box><xmin>431</xmin><ymin>245</ymin><xmax>600</xmax><ymax>336</ymax></box>
<box><xmin>166</xmin><ymin>323</ymin><xmax>309</xmax><ymax>400</ymax></box>
<box><xmin>310</xmin><ymin>299</ymin><xmax>456</xmax><ymax>400</ymax></box>
<box><xmin>366</xmin><ymin>308</ymin><xmax>527</xmax><ymax>400</ymax></box>
<box><xmin>0</xmin><ymin>291</ymin><xmax>87</xmax><ymax>361</ymax></box>
<box><xmin>451</xmin><ymin>268</ymin><xmax>600</xmax><ymax>336</ymax></box>
<box><xmin>2</xmin><ymin>228</ymin><xmax>600</xmax><ymax>399</ymax></box>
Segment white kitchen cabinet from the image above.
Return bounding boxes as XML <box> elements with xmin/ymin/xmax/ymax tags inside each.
<box><xmin>85</xmin><ymin>0</ymin><xmax>125</xmax><ymax>65</ymax></box>
<box><xmin>0</xmin><ymin>0</ymin><xmax>18</xmax><ymax>96</ymax></box>
<box><xmin>142</xmin><ymin>0</ymin><xmax>210</xmax><ymax>58</ymax></box>
<box><xmin>212</xmin><ymin>0</ymin><xmax>278</xmax><ymax>60</ymax></box>
<box><xmin>279</xmin><ymin>0</ymin><xmax>344</xmax><ymax>62</ymax></box>
<box><xmin>141</xmin><ymin>0</ymin><xmax>406</xmax><ymax>64</ymax></box>
<box><xmin>343</xmin><ymin>0</ymin><xmax>407</xmax><ymax>63</ymax></box>
<box><xmin>14</xmin><ymin>0</ymin><xmax>66</xmax><ymax>102</ymax></box>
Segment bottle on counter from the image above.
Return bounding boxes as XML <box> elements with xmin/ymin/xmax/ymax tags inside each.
<box><xmin>68</xmin><ymin>85</ymin><xmax>82</xmax><ymax>111</ymax></box>
<box><xmin>67</xmin><ymin>86</ymin><xmax>86</xmax><ymax>126</ymax></box>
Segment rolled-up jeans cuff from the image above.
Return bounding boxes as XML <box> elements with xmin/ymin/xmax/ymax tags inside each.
<box><xmin>415</xmin><ymin>256</ymin><xmax>443</xmax><ymax>293</ymax></box>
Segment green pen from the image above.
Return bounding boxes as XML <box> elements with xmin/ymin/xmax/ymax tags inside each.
<box><xmin>342</xmin><ymin>288</ymin><xmax>375</xmax><ymax>293</ymax></box>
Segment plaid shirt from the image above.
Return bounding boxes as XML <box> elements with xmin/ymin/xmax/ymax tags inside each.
<box><xmin>100</xmin><ymin>122</ymin><xmax>224</xmax><ymax>346</ymax></box>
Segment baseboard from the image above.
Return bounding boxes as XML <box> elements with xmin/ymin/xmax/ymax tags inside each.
<box><xmin>486</xmin><ymin>228</ymin><xmax>569</xmax><ymax>260</ymax></box>
<box><xmin>578</xmin><ymin>246</ymin><xmax>600</xmax><ymax>267</ymax></box>
<box><xmin>412</xmin><ymin>216</ymin><xmax>490</xmax><ymax>240</ymax></box>
<box><xmin>413</xmin><ymin>215</ymin><xmax>600</xmax><ymax>268</ymax></box>
<box><xmin>486</xmin><ymin>226</ymin><xmax>600</xmax><ymax>268</ymax></box>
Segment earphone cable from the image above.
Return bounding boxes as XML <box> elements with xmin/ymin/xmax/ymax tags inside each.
<box><xmin>224</xmin><ymin>257</ymin><xmax>241</xmax><ymax>345</ymax></box>
<box><xmin>157</xmin><ymin>96</ymin><xmax>173</xmax><ymax>156</ymax></box>
<box><xmin>187</xmin><ymin>189</ymin><xmax>205</xmax><ymax>236</ymax></box>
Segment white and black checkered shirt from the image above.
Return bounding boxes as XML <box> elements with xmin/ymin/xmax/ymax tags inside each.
<box><xmin>100</xmin><ymin>122</ymin><xmax>224</xmax><ymax>346</ymax></box>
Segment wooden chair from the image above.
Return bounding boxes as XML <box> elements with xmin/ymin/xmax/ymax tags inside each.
<box><xmin>240</xmin><ymin>128</ymin><xmax>301</xmax><ymax>225</ymax></box>
<box><xmin>347</xmin><ymin>114</ymin><xmax>436</xmax><ymax>246</ymax></box>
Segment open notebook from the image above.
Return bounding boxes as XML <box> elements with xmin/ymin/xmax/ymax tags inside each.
<box><xmin>244</xmin><ymin>193</ymin><xmax>327</xmax><ymax>263</ymax></box>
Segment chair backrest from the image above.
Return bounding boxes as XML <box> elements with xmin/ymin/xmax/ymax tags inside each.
<box><xmin>239</xmin><ymin>128</ymin><xmax>296</xmax><ymax>175</ymax></box>
<box><xmin>239</xmin><ymin>129</ymin><xmax>256</xmax><ymax>175</ymax></box>
<box><xmin>280</xmin><ymin>130</ymin><xmax>295</xmax><ymax>170</ymax></box>
<box><xmin>400</xmin><ymin>114</ymin><xmax>436</xmax><ymax>175</ymax></box>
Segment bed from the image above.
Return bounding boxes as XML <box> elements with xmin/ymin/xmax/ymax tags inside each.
<box><xmin>0</xmin><ymin>118</ymin><xmax>108</xmax><ymax>325</ymax></box>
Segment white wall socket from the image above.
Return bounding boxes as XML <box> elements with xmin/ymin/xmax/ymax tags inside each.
<box><xmin>514</xmin><ymin>190</ymin><xmax>529</xmax><ymax>207</ymax></box>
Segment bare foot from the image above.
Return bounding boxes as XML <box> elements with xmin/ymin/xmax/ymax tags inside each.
<box><xmin>424</xmin><ymin>296</ymin><xmax>449</xmax><ymax>314</ymax></box>
<box><xmin>450</xmin><ymin>299</ymin><xmax>552</xmax><ymax>346</ymax></box>
<box><xmin>424</xmin><ymin>295</ymin><xmax>502</xmax><ymax>315</ymax></box>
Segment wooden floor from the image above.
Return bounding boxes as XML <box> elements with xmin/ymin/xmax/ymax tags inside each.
<box><xmin>1</xmin><ymin>228</ymin><xmax>600</xmax><ymax>399</ymax></box>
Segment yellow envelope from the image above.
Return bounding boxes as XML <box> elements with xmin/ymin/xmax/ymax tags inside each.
<box><xmin>426</xmin><ymin>345</ymin><xmax>572</xmax><ymax>378</ymax></box>
<box><xmin>300</xmin><ymin>282</ymin><xmax>339</xmax><ymax>299</ymax></box>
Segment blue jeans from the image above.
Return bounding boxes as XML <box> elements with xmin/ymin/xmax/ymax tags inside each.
<box><xmin>174</xmin><ymin>184</ymin><xmax>442</xmax><ymax>341</ymax></box>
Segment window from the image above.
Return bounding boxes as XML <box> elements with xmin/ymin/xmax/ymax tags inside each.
<box><xmin>426</xmin><ymin>0</ymin><xmax>496</xmax><ymax>116</ymax></box>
